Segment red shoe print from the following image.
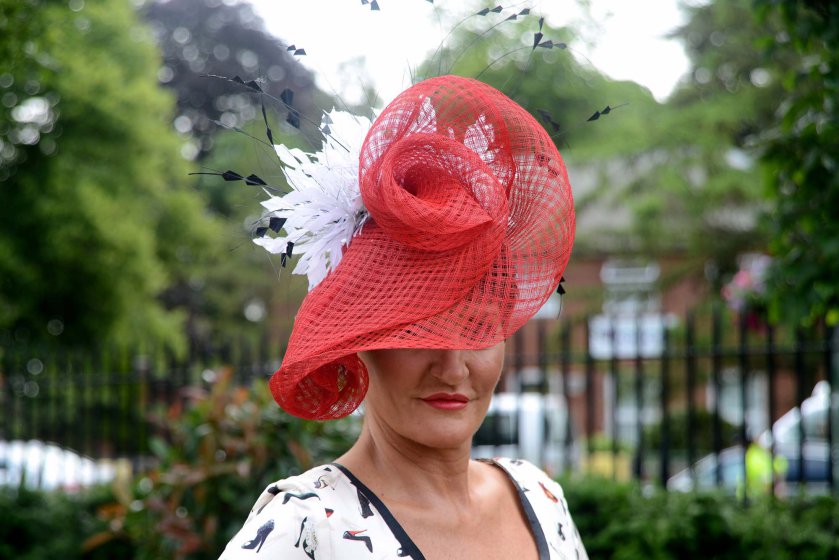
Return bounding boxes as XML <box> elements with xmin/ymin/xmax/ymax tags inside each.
<box><xmin>343</xmin><ymin>529</ymin><xmax>373</xmax><ymax>553</ymax></box>
<box><xmin>539</xmin><ymin>481</ymin><xmax>558</xmax><ymax>503</ymax></box>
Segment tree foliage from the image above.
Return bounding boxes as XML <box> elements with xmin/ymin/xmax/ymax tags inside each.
<box><xmin>141</xmin><ymin>0</ymin><xmax>327</xmax><ymax>159</ymax></box>
<box><xmin>185</xmin><ymin>124</ymin><xmax>311</xmax><ymax>351</ymax></box>
<box><xmin>136</xmin><ymin>0</ymin><xmax>332</xmax><ymax>349</ymax></box>
<box><xmin>661</xmin><ymin>0</ymin><xmax>838</xmax><ymax>324</ymax></box>
<box><xmin>753</xmin><ymin>0</ymin><xmax>839</xmax><ymax>325</ymax></box>
<box><xmin>0</xmin><ymin>0</ymin><xmax>218</xmax><ymax>350</ymax></box>
<box><xmin>624</xmin><ymin>0</ymin><xmax>789</xmax><ymax>278</ymax></box>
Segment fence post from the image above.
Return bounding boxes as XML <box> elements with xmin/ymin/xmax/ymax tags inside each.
<box><xmin>609</xmin><ymin>319</ymin><xmax>618</xmax><ymax>480</ymax></box>
<box><xmin>766</xmin><ymin>324</ymin><xmax>777</xmax><ymax>498</ymax></box>
<box><xmin>634</xmin><ymin>314</ymin><xmax>645</xmax><ymax>480</ymax></box>
<box><xmin>824</xmin><ymin>324</ymin><xmax>836</xmax><ymax>496</ymax></box>
<box><xmin>0</xmin><ymin>347</ymin><xmax>7</xmax><ymax>441</ymax></box>
<box><xmin>259</xmin><ymin>328</ymin><xmax>271</xmax><ymax>381</ymax></box>
<box><xmin>737</xmin><ymin>313</ymin><xmax>750</xmax><ymax>503</ymax></box>
<box><xmin>711</xmin><ymin>304</ymin><xmax>723</xmax><ymax>486</ymax></box>
<box><xmin>584</xmin><ymin>318</ymin><xmax>595</xmax><ymax>468</ymax></box>
<box><xmin>536</xmin><ymin>320</ymin><xmax>547</xmax><ymax>468</ymax></box>
<box><xmin>115</xmin><ymin>347</ymin><xmax>128</xmax><ymax>458</ymax></box>
<box><xmin>67</xmin><ymin>351</ymin><xmax>79</xmax><ymax>454</ymax></box>
<box><xmin>10</xmin><ymin>351</ymin><xmax>24</xmax><ymax>441</ymax></box>
<box><xmin>137</xmin><ymin>350</ymin><xmax>148</xmax><ymax>468</ymax></box>
<box><xmin>27</xmin><ymin>352</ymin><xmax>39</xmax><ymax>446</ymax></box>
<box><xmin>794</xmin><ymin>327</ymin><xmax>806</xmax><ymax>488</ymax></box>
<box><xmin>46</xmin><ymin>351</ymin><xmax>59</xmax><ymax>449</ymax></box>
<box><xmin>686</xmin><ymin>312</ymin><xmax>697</xmax><ymax>484</ymax></box>
<box><xmin>659</xmin><ymin>326</ymin><xmax>671</xmax><ymax>487</ymax></box>
<box><xmin>101</xmin><ymin>345</ymin><xmax>114</xmax><ymax>459</ymax></box>
<box><xmin>82</xmin><ymin>352</ymin><xmax>94</xmax><ymax>458</ymax></box>
<box><xmin>560</xmin><ymin>322</ymin><xmax>574</xmax><ymax>473</ymax></box>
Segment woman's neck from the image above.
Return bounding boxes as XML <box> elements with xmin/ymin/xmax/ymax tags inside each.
<box><xmin>337</xmin><ymin>417</ymin><xmax>481</xmax><ymax>509</ymax></box>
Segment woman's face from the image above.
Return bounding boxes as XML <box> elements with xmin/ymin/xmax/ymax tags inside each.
<box><xmin>358</xmin><ymin>342</ymin><xmax>505</xmax><ymax>451</ymax></box>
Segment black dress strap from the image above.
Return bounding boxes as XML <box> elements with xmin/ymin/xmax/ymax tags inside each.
<box><xmin>479</xmin><ymin>458</ymin><xmax>551</xmax><ymax>560</ymax></box>
<box><xmin>333</xmin><ymin>460</ymin><xmax>550</xmax><ymax>560</ymax></box>
<box><xmin>331</xmin><ymin>463</ymin><xmax>426</xmax><ymax>560</ymax></box>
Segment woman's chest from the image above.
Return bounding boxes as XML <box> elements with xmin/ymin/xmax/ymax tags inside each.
<box><xmin>403</xmin><ymin>515</ymin><xmax>540</xmax><ymax>560</ymax></box>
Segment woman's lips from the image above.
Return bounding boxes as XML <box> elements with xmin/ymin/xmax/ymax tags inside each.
<box><xmin>421</xmin><ymin>393</ymin><xmax>469</xmax><ymax>410</ymax></box>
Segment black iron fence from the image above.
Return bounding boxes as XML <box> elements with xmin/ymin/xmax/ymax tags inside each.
<box><xmin>499</xmin><ymin>307</ymin><xmax>837</xmax><ymax>496</ymax></box>
<box><xmin>1</xmin><ymin>307</ymin><xmax>837</xmax><ymax>495</ymax></box>
<box><xmin>1</xmin><ymin>337</ymin><xmax>279</xmax><ymax>462</ymax></box>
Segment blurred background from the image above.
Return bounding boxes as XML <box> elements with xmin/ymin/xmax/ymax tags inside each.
<box><xmin>1</xmin><ymin>0</ymin><xmax>837</xmax><ymax>558</ymax></box>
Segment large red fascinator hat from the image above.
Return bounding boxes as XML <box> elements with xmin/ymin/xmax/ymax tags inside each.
<box><xmin>263</xmin><ymin>75</ymin><xmax>574</xmax><ymax>420</ymax></box>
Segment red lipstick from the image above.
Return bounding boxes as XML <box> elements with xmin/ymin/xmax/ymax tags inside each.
<box><xmin>421</xmin><ymin>392</ymin><xmax>469</xmax><ymax>410</ymax></box>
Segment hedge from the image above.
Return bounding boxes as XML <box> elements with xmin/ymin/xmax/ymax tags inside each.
<box><xmin>562</xmin><ymin>475</ymin><xmax>839</xmax><ymax>560</ymax></box>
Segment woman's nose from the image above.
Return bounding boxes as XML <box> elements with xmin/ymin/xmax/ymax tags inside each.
<box><xmin>430</xmin><ymin>349</ymin><xmax>469</xmax><ymax>385</ymax></box>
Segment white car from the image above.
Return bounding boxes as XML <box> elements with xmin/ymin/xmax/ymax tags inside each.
<box><xmin>666</xmin><ymin>442</ymin><xmax>831</xmax><ymax>495</ymax></box>
<box><xmin>759</xmin><ymin>380</ymin><xmax>831</xmax><ymax>447</ymax></box>
<box><xmin>668</xmin><ymin>381</ymin><xmax>834</xmax><ymax>494</ymax></box>
<box><xmin>0</xmin><ymin>440</ymin><xmax>117</xmax><ymax>491</ymax></box>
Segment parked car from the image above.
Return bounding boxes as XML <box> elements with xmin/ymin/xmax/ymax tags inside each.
<box><xmin>760</xmin><ymin>380</ymin><xmax>831</xmax><ymax>447</ymax></box>
<box><xmin>0</xmin><ymin>439</ymin><xmax>117</xmax><ymax>491</ymax></box>
<box><xmin>667</xmin><ymin>442</ymin><xmax>831</xmax><ymax>495</ymax></box>
<box><xmin>471</xmin><ymin>392</ymin><xmax>578</xmax><ymax>475</ymax></box>
<box><xmin>669</xmin><ymin>381</ymin><xmax>834</xmax><ymax>495</ymax></box>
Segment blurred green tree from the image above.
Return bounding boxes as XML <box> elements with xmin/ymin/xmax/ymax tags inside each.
<box><xmin>184</xmin><ymin>124</ymin><xmax>311</xmax><ymax>352</ymax></box>
<box><xmin>0</xmin><ymin>0</ymin><xmax>219</xmax><ymax>351</ymax></box>
<box><xmin>637</xmin><ymin>0</ymin><xmax>785</xmax><ymax>275</ymax></box>
<box><xmin>753</xmin><ymin>0</ymin><xmax>839</xmax><ymax>326</ymax></box>
<box><xmin>135</xmin><ymin>0</ymin><xmax>336</xmax><ymax>350</ymax></box>
<box><xmin>140</xmin><ymin>0</ymin><xmax>329</xmax><ymax>158</ymax></box>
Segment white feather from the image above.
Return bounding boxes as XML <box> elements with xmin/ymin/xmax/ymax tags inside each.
<box><xmin>255</xmin><ymin>109</ymin><xmax>373</xmax><ymax>290</ymax></box>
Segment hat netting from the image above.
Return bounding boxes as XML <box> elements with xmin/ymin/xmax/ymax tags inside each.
<box><xmin>271</xmin><ymin>75</ymin><xmax>575</xmax><ymax>420</ymax></box>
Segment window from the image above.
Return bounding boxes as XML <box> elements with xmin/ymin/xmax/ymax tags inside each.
<box><xmin>600</xmin><ymin>259</ymin><xmax>660</xmax><ymax>316</ymax></box>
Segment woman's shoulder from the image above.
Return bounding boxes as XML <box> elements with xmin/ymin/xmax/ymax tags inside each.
<box><xmin>481</xmin><ymin>457</ymin><xmax>589</xmax><ymax>560</ymax></box>
<box><xmin>218</xmin><ymin>464</ymin><xmax>344</xmax><ymax>559</ymax></box>
<box><xmin>482</xmin><ymin>457</ymin><xmax>561</xmax><ymax>488</ymax></box>
<box><xmin>219</xmin><ymin>463</ymin><xmax>414</xmax><ymax>559</ymax></box>
<box><xmin>488</xmin><ymin>457</ymin><xmax>573</xmax><ymax>510</ymax></box>
<box><xmin>252</xmin><ymin>464</ymin><xmax>345</xmax><ymax>507</ymax></box>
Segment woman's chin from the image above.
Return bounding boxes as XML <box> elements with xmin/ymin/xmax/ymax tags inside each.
<box><xmin>404</xmin><ymin>424</ymin><xmax>476</xmax><ymax>452</ymax></box>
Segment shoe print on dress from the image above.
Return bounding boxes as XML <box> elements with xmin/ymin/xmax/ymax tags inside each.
<box><xmin>282</xmin><ymin>491</ymin><xmax>320</xmax><ymax>505</ymax></box>
<box><xmin>294</xmin><ymin>516</ymin><xmax>318</xmax><ymax>560</ymax></box>
<box><xmin>356</xmin><ymin>488</ymin><xmax>374</xmax><ymax>518</ymax></box>
<box><xmin>343</xmin><ymin>529</ymin><xmax>373</xmax><ymax>553</ymax></box>
<box><xmin>241</xmin><ymin>519</ymin><xmax>274</xmax><ymax>553</ymax></box>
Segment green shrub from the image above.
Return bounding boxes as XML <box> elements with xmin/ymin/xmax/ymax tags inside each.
<box><xmin>561</xmin><ymin>475</ymin><xmax>839</xmax><ymax>560</ymax></box>
<box><xmin>644</xmin><ymin>409</ymin><xmax>741</xmax><ymax>454</ymax></box>
<box><xmin>88</xmin><ymin>368</ymin><xmax>359</xmax><ymax>560</ymax></box>
<box><xmin>0</xmin><ymin>485</ymin><xmax>129</xmax><ymax>560</ymax></box>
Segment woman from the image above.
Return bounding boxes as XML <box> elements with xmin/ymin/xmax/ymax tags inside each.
<box><xmin>219</xmin><ymin>75</ymin><xmax>586</xmax><ymax>559</ymax></box>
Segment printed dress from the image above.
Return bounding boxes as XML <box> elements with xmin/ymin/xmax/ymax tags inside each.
<box><xmin>218</xmin><ymin>458</ymin><xmax>588</xmax><ymax>560</ymax></box>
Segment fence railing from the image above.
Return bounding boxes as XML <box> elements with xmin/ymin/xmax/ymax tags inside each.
<box><xmin>502</xmin><ymin>307</ymin><xmax>836</xmax><ymax>496</ymax></box>
<box><xmin>1</xmin><ymin>306</ymin><xmax>836</xmax><ymax>496</ymax></box>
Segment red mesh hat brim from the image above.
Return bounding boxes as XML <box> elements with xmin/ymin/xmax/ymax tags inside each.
<box><xmin>271</xmin><ymin>75</ymin><xmax>575</xmax><ymax>420</ymax></box>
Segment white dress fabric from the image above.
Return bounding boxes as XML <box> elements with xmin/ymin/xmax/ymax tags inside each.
<box><xmin>219</xmin><ymin>457</ymin><xmax>588</xmax><ymax>560</ymax></box>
